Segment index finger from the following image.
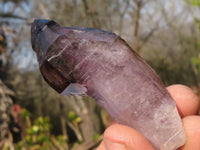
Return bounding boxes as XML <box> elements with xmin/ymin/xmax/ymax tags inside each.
<box><xmin>167</xmin><ymin>84</ymin><xmax>199</xmax><ymax>118</ymax></box>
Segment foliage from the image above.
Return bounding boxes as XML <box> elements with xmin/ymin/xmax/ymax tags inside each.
<box><xmin>192</xmin><ymin>53</ymin><xmax>200</xmax><ymax>72</ymax></box>
<box><xmin>67</xmin><ymin>111</ymin><xmax>77</xmax><ymax>121</ymax></box>
<box><xmin>14</xmin><ymin>109</ymin><xmax>69</xmax><ymax>150</ymax></box>
<box><xmin>186</xmin><ymin>0</ymin><xmax>200</xmax><ymax>6</ymax></box>
<box><xmin>93</xmin><ymin>134</ymin><xmax>101</xmax><ymax>141</ymax></box>
<box><xmin>187</xmin><ymin>0</ymin><xmax>200</xmax><ymax>80</ymax></box>
<box><xmin>67</xmin><ymin>111</ymin><xmax>82</xmax><ymax>123</ymax></box>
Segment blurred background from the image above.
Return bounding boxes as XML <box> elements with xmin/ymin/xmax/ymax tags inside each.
<box><xmin>0</xmin><ymin>0</ymin><xmax>200</xmax><ymax>149</ymax></box>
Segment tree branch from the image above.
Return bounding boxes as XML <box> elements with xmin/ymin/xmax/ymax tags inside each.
<box><xmin>118</xmin><ymin>0</ymin><xmax>130</xmax><ymax>35</ymax></box>
<box><xmin>0</xmin><ymin>13</ymin><xmax>27</xmax><ymax>20</ymax></box>
<box><xmin>82</xmin><ymin>0</ymin><xmax>100</xmax><ymax>28</ymax></box>
<box><xmin>137</xmin><ymin>27</ymin><xmax>157</xmax><ymax>51</ymax></box>
<box><xmin>133</xmin><ymin>0</ymin><xmax>143</xmax><ymax>53</ymax></box>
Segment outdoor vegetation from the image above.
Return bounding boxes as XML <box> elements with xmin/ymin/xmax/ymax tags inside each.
<box><xmin>0</xmin><ymin>0</ymin><xmax>200</xmax><ymax>149</ymax></box>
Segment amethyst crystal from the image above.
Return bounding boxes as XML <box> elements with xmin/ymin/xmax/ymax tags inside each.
<box><xmin>31</xmin><ymin>19</ymin><xmax>186</xmax><ymax>150</ymax></box>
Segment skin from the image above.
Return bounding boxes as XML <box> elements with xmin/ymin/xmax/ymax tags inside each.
<box><xmin>96</xmin><ymin>84</ymin><xmax>200</xmax><ymax>150</ymax></box>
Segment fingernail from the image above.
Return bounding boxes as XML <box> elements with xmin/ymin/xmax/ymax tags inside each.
<box><xmin>104</xmin><ymin>139</ymin><xmax>126</xmax><ymax>150</ymax></box>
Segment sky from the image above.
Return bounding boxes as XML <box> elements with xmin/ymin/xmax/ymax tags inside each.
<box><xmin>0</xmin><ymin>0</ymin><xmax>199</xmax><ymax>70</ymax></box>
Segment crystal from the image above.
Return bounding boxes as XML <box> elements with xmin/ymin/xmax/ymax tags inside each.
<box><xmin>31</xmin><ymin>19</ymin><xmax>186</xmax><ymax>150</ymax></box>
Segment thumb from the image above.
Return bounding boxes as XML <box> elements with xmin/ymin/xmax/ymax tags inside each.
<box><xmin>102</xmin><ymin>123</ymin><xmax>155</xmax><ymax>150</ymax></box>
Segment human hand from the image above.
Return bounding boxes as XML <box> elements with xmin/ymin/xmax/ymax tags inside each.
<box><xmin>96</xmin><ymin>84</ymin><xmax>200</xmax><ymax>150</ymax></box>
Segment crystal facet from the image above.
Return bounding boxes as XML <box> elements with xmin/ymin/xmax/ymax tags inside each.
<box><xmin>31</xmin><ymin>19</ymin><xmax>186</xmax><ymax>150</ymax></box>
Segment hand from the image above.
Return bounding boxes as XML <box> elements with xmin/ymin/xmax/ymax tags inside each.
<box><xmin>96</xmin><ymin>84</ymin><xmax>200</xmax><ymax>150</ymax></box>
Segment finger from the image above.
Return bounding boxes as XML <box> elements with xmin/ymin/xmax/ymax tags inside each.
<box><xmin>179</xmin><ymin>116</ymin><xmax>200</xmax><ymax>150</ymax></box>
<box><xmin>96</xmin><ymin>141</ymin><xmax>106</xmax><ymax>150</ymax></box>
<box><xmin>167</xmin><ymin>84</ymin><xmax>199</xmax><ymax>117</ymax></box>
<box><xmin>103</xmin><ymin>123</ymin><xmax>155</xmax><ymax>150</ymax></box>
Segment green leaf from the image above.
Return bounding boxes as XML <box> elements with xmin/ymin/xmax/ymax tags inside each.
<box><xmin>32</xmin><ymin>125</ymin><xmax>40</xmax><ymax>133</ymax></box>
<box><xmin>93</xmin><ymin>134</ymin><xmax>101</xmax><ymax>141</ymax></box>
<box><xmin>186</xmin><ymin>0</ymin><xmax>200</xmax><ymax>6</ymax></box>
<box><xmin>21</xmin><ymin>108</ymin><xmax>30</xmax><ymax>117</ymax></box>
<box><xmin>67</xmin><ymin>111</ymin><xmax>77</xmax><ymax>121</ymax></box>
<box><xmin>75</xmin><ymin>117</ymin><xmax>82</xmax><ymax>123</ymax></box>
<box><xmin>191</xmin><ymin>57</ymin><xmax>200</xmax><ymax>65</ymax></box>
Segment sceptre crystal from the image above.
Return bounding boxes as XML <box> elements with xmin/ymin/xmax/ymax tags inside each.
<box><xmin>31</xmin><ymin>19</ymin><xmax>186</xmax><ymax>150</ymax></box>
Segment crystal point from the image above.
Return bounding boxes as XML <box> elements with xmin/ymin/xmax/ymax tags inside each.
<box><xmin>31</xmin><ymin>19</ymin><xmax>186</xmax><ymax>149</ymax></box>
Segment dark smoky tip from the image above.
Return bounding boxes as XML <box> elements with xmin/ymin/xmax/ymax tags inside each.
<box><xmin>31</xmin><ymin>19</ymin><xmax>51</xmax><ymax>34</ymax></box>
<box><xmin>34</xmin><ymin>19</ymin><xmax>52</xmax><ymax>24</ymax></box>
<box><xmin>31</xmin><ymin>19</ymin><xmax>57</xmax><ymax>34</ymax></box>
<box><xmin>31</xmin><ymin>19</ymin><xmax>57</xmax><ymax>52</ymax></box>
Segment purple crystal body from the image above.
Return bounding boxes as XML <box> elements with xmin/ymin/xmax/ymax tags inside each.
<box><xmin>31</xmin><ymin>19</ymin><xmax>186</xmax><ymax>150</ymax></box>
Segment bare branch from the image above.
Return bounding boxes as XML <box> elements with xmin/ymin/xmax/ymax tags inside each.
<box><xmin>0</xmin><ymin>13</ymin><xmax>27</xmax><ymax>20</ymax></box>
<box><xmin>66</xmin><ymin>120</ymin><xmax>83</xmax><ymax>142</ymax></box>
<box><xmin>137</xmin><ymin>27</ymin><xmax>157</xmax><ymax>51</ymax></box>
<box><xmin>82</xmin><ymin>0</ymin><xmax>100</xmax><ymax>28</ymax></box>
<box><xmin>118</xmin><ymin>0</ymin><xmax>130</xmax><ymax>35</ymax></box>
<box><xmin>133</xmin><ymin>0</ymin><xmax>143</xmax><ymax>52</ymax></box>
<box><xmin>39</xmin><ymin>4</ymin><xmax>50</xmax><ymax>19</ymax></box>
